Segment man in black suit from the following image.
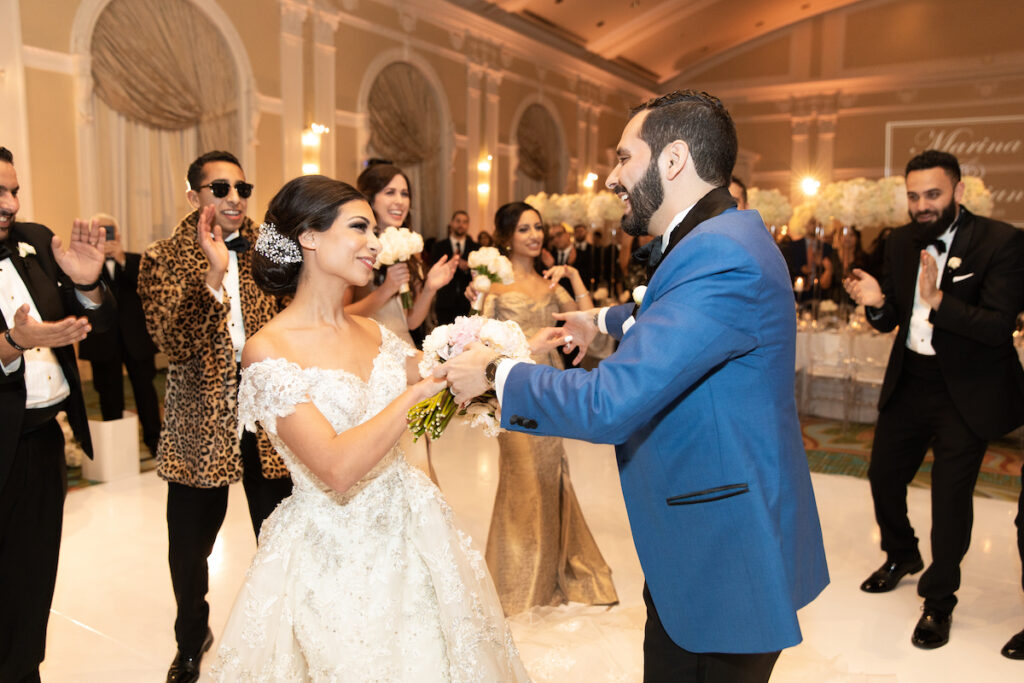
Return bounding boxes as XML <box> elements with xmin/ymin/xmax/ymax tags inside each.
<box><xmin>845</xmin><ymin>149</ymin><xmax>1024</xmax><ymax>650</ymax></box>
<box><xmin>0</xmin><ymin>146</ymin><xmax>113</xmax><ymax>682</ymax></box>
<box><xmin>572</xmin><ymin>223</ymin><xmax>596</xmax><ymax>291</ymax></box>
<box><xmin>77</xmin><ymin>213</ymin><xmax>161</xmax><ymax>457</ymax></box>
<box><xmin>430</xmin><ymin>210</ymin><xmax>476</xmax><ymax>325</ymax></box>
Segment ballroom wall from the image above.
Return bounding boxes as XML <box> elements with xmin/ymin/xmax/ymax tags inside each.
<box><xmin>2</xmin><ymin>0</ymin><xmax>650</xmax><ymax>248</ymax></box>
<box><xmin>673</xmin><ymin>0</ymin><xmax>1024</xmax><ymax>227</ymax></box>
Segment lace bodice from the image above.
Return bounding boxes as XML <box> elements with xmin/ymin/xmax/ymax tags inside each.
<box><xmin>237</xmin><ymin>324</ymin><xmax>415</xmax><ymax>500</ymax></box>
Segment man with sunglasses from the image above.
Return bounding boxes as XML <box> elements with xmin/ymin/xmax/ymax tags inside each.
<box><xmin>138</xmin><ymin>150</ymin><xmax>292</xmax><ymax>683</ymax></box>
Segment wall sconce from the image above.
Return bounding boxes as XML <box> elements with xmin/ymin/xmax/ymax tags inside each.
<box><xmin>477</xmin><ymin>154</ymin><xmax>493</xmax><ymax>174</ymax></box>
<box><xmin>582</xmin><ymin>172</ymin><xmax>598</xmax><ymax>190</ymax></box>
<box><xmin>801</xmin><ymin>176</ymin><xmax>821</xmax><ymax>197</ymax></box>
<box><xmin>302</xmin><ymin>123</ymin><xmax>331</xmax><ymax>175</ymax></box>
<box><xmin>477</xmin><ymin>183</ymin><xmax>491</xmax><ymax>195</ymax></box>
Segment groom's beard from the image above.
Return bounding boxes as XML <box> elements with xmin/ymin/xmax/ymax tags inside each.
<box><xmin>910</xmin><ymin>197</ymin><xmax>958</xmax><ymax>241</ymax></box>
<box><xmin>618</xmin><ymin>159</ymin><xmax>665</xmax><ymax>237</ymax></box>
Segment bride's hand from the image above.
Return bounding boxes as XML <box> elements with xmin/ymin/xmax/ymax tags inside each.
<box><xmin>528</xmin><ymin>327</ymin><xmax>568</xmax><ymax>356</ymax></box>
<box><xmin>413</xmin><ymin>375</ymin><xmax>448</xmax><ymax>403</ymax></box>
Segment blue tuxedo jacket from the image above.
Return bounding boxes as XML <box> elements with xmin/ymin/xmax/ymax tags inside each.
<box><xmin>501</xmin><ymin>208</ymin><xmax>829</xmax><ymax>653</ymax></box>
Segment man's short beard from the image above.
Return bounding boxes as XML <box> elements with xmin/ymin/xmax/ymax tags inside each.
<box><xmin>910</xmin><ymin>198</ymin><xmax>958</xmax><ymax>239</ymax></box>
<box><xmin>619</xmin><ymin>159</ymin><xmax>665</xmax><ymax>237</ymax></box>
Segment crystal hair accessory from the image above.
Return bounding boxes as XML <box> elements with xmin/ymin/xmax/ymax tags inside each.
<box><xmin>255</xmin><ymin>222</ymin><xmax>302</xmax><ymax>264</ymax></box>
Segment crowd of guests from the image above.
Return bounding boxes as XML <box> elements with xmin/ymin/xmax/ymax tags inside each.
<box><xmin>2</xmin><ymin>130</ymin><xmax>1023</xmax><ymax>683</ymax></box>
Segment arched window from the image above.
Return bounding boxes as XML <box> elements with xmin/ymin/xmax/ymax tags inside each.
<box><xmin>366</xmin><ymin>62</ymin><xmax>443</xmax><ymax>238</ymax></box>
<box><xmin>79</xmin><ymin>0</ymin><xmax>249</xmax><ymax>249</ymax></box>
<box><xmin>515</xmin><ymin>103</ymin><xmax>564</xmax><ymax>198</ymax></box>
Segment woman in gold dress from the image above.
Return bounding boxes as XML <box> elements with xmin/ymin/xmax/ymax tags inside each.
<box><xmin>481</xmin><ymin>201</ymin><xmax>618</xmax><ymax>615</ymax></box>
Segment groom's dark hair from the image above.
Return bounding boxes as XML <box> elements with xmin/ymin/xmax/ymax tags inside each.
<box><xmin>629</xmin><ymin>90</ymin><xmax>737</xmax><ymax>188</ymax></box>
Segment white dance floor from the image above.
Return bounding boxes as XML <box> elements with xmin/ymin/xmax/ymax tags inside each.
<box><xmin>45</xmin><ymin>420</ymin><xmax>1023</xmax><ymax>681</ymax></box>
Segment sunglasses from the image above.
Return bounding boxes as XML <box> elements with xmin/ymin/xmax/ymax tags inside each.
<box><xmin>198</xmin><ymin>180</ymin><xmax>253</xmax><ymax>199</ymax></box>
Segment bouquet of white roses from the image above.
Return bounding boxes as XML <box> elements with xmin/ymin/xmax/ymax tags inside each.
<box><xmin>466</xmin><ymin>246</ymin><xmax>514</xmax><ymax>312</ymax></box>
<box><xmin>376</xmin><ymin>226</ymin><xmax>424</xmax><ymax>309</ymax></box>
<box><xmin>408</xmin><ymin>316</ymin><xmax>533</xmax><ymax>440</ymax></box>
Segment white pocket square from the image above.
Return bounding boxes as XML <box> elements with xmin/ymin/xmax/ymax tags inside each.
<box><xmin>952</xmin><ymin>273</ymin><xmax>974</xmax><ymax>283</ymax></box>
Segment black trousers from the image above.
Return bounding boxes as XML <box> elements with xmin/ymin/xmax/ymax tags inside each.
<box><xmin>0</xmin><ymin>420</ymin><xmax>66</xmax><ymax>683</ymax></box>
<box><xmin>89</xmin><ymin>351</ymin><xmax>162</xmax><ymax>457</ymax></box>
<box><xmin>1016</xmin><ymin>463</ymin><xmax>1024</xmax><ymax>592</ymax></box>
<box><xmin>166</xmin><ymin>431</ymin><xmax>291</xmax><ymax>655</ymax></box>
<box><xmin>642</xmin><ymin>585</ymin><xmax>780</xmax><ymax>683</ymax></box>
<box><xmin>868</xmin><ymin>360</ymin><xmax>987</xmax><ymax>614</ymax></box>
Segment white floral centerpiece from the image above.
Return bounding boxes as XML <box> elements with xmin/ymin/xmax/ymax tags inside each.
<box><xmin>408</xmin><ymin>315</ymin><xmax>533</xmax><ymax>440</ymax></box>
<box><xmin>747</xmin><ymin>188</ymin><xmax>792</xmax><ymax>229</ymax></box>
<box><xmin>586</xmin><ymin>190</ymin><xmax>626</xmax><ymax>225</ymax></box>
<box><xmin>466</xmin><ymin>246</ymin><xmax>514</xmax><ymax>312</ymax></box>
<box><xmin>524</xmin><ymin>192</ymin><xmax>551</xmax><ymax>222</ymax></box>
<box><xmin>961</xmin><ymin>176</ymin><xmax>994</xmax><ymax>217</ymax></box>
<box><xmin>375</xmin><ymin>226</ymin><xmax>424</xmax><ymax>309</ymax></box>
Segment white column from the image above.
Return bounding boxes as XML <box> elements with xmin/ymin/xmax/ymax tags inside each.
<box><xmin>790</xmin><ymin>114</ymin><xmax>813</xmax><ymax>205</ymax></box>
<box><xmin>484</xmin><ymin>70</ymin><xmax>501</xmax><ymax>223</ymax></box>
<box><xmin>280</xmin><ymin>0</ymin><xmax>308</xmax><ymax>181</ymax></box>
<box><xmin>1</xmin><ymin>0</ymin><xmax>34</xmax><ymax>216</ymax></box>
<box><xmin>313</xmin><ymin>9</ymin><xmax>340</xmax><ymax>177</ymax></box>
<box><xmin>466</xmin><ymin>64</ymin><xmax>484</xmax><ymax>230</ymax></box>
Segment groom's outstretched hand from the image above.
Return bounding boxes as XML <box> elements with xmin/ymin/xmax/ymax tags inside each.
<box><xmin>434</xmin><ymin>343</ymin><xmax>494</xmax><ymax>405</ymax></box>
<box><xmin>552</xmin><ymin>308</ymin><xmax>600</xmax><ymax>366</ymax></box>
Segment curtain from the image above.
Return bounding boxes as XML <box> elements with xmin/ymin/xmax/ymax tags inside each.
<box><xmin>516</xmin><ymin>104</ymin><xmax>562</xmax><ymax>196</ymax></box>
<box><xmin>367</xmin><ymin>63</ymin><xmax>442</xmax><ymax>239</ymax></box>
<box><xmin>91</xmin><ymin>0</ymin><xmax>239</xmax><ymax>152</ymax></box>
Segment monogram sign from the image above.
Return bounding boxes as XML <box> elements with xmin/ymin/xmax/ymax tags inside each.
<box><xmin>885</xmin><ymin>115</ymin><xmax>1024</xmax><ymax>227</ymax></box>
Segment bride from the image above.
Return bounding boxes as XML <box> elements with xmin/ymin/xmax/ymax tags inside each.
<box><xmin>209</xmin><ymin>175</ymin><xmax>528</xmax><ymax>681</ymax></box>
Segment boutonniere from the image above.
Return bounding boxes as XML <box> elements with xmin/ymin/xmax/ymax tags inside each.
<box><xmin>947</xmin><ymin>257</ymin><xmax>962</xmax><ymax>270</ymax></box>
<box><xmin>17</xmin><ymin>242</ymin><xmax>36</xmax><ymax>258</ymax></box>
<box><xmin>632</xmin><ymin>285</ymin><xmax>647</xmax><ymax>306</ymax></box>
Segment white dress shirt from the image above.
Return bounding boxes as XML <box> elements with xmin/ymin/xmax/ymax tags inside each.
<box><xmin>496</xmin><ymin>204</ymin><xmax>696</xmax><ymax>403</ymax></box>
<box><xmin>906</xmin><ymin>226</ymin><xmax>955</xmax><ymax>355</ymax></box>
<box><xmin>205</xmin><ymin>233</ymin><xmax>247</xmax><ymax>361</ymax></box>
<box><xmin>451</xmin><ymin>237</ymin><xmax>465</xmax><ymax>256</ymax></box>
<box><xmin>0</xmin><ymin>252</ymin><xmax>100</xmax><ymax>408</ymax></box>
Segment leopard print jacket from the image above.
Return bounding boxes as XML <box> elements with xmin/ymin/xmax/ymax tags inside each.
<box><xmin>138</xmin><ymin>211</ymin><xmax>287</xmax><ymax>487</ymax></box>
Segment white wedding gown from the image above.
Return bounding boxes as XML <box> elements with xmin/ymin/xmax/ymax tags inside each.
<box><xmin>210</xmin><ymin>325</ymin><xmax>529</xmax><ymax>682</ymax></box>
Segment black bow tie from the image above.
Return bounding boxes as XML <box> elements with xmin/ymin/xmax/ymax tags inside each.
<box><xmin>926</xmin><ymin>238</ymin><xmax>946</xmax><ymax>255</ymax></box>
<box><xmin>225</xmin><ymin>236</ymin><xmax>250</xmax><ymax>253</ymax></box>
<box><xmin>633</xmin><ymin>239</ymin><xmax>664</xmax><ymax>268</ymax></box>
<box><xmin>0</xmin><ymin>241</ymin><xmax>11</xmax><ymax>261</ymax></box>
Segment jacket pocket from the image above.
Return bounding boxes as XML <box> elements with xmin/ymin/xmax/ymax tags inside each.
<box><xmin>666</xmin><ymin>482</ymin><xmax>749</xmax><ymax>506</ymax></box>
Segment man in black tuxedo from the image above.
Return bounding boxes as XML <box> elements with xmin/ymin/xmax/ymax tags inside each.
<box><xmin>572</xmin><ymin>224</ymin><xmax>597</xmax><ymax>291</ymax></box>
<box><xmin>1006</xmin><ymin>484</ymin><xmax>1024</xmax><ymax>659</ymax></box>
<box><xmin>77</xmin><ymin>213</ymin><xmax>161</xmax><ymax>457</ymax></box>
<box><xmin>0</xmin><ymin>146</ymin><xmax>113</xmax><ymax>682</ymax></box>
<box><xmin>845</xmin><ymin>149</ymin><xmax>1024</xmax><ymax>650</ymax></box>
<box><xmin>430</xmin><ymin>210</ymin><xmax>476</xmax><ymax>325</ymax></box>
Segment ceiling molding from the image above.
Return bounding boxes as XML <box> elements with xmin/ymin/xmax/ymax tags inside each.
<box><xmin>587</xmin><ymin>0</ymin><xmax>717</xmax><ymax>61</ymax></box>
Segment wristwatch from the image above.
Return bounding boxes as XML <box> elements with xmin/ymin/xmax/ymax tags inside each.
<box><xmin>484</xmin><ymin>355</ymin><xmax>503</xmax><ymax>389</ymax></box>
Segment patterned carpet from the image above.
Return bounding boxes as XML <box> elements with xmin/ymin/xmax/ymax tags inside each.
<box><xmin>68</xmin><ymin>375</ymin><xmax>1023</xmax><ymax>502</ymax></box>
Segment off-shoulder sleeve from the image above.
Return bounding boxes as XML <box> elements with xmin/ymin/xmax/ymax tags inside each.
<box><xmin>237</xmin><ymin>358</ymin><xmax>312</xmax><ymax>435</ymax></box>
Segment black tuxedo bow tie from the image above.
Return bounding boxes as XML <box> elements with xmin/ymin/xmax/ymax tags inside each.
<box><xmin>633</xmin><ymin>239</ymin><xmax>664</xmax><ymax>268</ymax></box>
<box><xmin>225</xmin><ymin>236</ymin><xmax>250</xmax><ymax>253</ymax></box>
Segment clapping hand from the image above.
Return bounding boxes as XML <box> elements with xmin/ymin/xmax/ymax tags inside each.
<box><xmin>843</xmin><ymin>268</ymin><xmax>884</xmax><ymax>308</ymax></box>
<box><xmin>918</xmin><ymin>251</ymin><xmax>943</xmax><ymax>310</ymax></box>
<box><xmin>7</xmin><ymin>304</ymin><xmax>91</xmax><ymax>350</ymax></box>
<box><xmin>425</xmin><ymin>254</ymin><xmax>458</xmax><ymax>292</ymax></box>
<box><xmin>197</xmin><ymin>205</ymin><xmax>230</xmax><ymax>288</ymax></box>
<box><xmin>52</xmin><ymin>218</ymin><xmax>105</xmax><ymax>287</ymax></box>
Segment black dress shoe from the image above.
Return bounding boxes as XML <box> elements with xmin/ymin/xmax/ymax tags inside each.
<box><xmin>166</xmin><ymin>628</ymin><xmax>213</xmax><ymax>683</ymax></box>
<box><xmin>860</xmin><ymin>558</ymin><xmax>925</xmax><ymax>593</ymax></box>
<box><xmin>912</xmin><ymin>608</ymin><xmax>952</xmax><ymax>649</ymax></box>
<box><xmin>1002</xmin><ymin>628</ymin><xmax>1024</xmax><ymax>659</ymax></box>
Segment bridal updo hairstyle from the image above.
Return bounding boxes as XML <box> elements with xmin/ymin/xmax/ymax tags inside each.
<box><xmin>356</xmin><ymin>162</ymin><xmax>413</xmax><ymax>229</ymax></box>
<box><xmin>253</xmin><ymin>175</ymin><xmax>366</xmax><ymax>296</ymax></box>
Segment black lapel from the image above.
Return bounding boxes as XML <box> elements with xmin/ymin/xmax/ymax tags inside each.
<box><xmin>940</xmin><ymin>206</ymin><xmax>975</xmax><ymax>290</ymax></box>
<box><xmin>5</xmin><ymin>229</ymin><xmax>64</xmax><ymax>322</ymax></box>
<box><xmin>650</xmin><ymin>186</ymin><xmax>737</xmax><ymax>279</ymax></box>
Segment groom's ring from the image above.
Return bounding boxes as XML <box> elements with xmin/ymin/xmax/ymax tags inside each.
<box><xmin>564</xmin><ymin>335</ymin><xmax>573</xmax><ymax>344</ymax></box>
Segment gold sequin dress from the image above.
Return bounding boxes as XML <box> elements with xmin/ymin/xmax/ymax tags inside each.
<box><xmin>483</xmin><ymin>289</ymin><xmax>618</xmax><ymax>616</ymax></box>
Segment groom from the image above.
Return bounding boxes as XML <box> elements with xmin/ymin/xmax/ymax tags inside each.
<box><xmin>441</xmin><ymin>90</ymin><xmax>829</xmax><ymax>682</ymax></box>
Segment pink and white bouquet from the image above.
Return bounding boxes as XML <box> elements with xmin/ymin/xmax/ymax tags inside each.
<box><xmin>376</xmin><ymin>226</ymin><xmax>424</xmax><ymax>309</ymax></box>
<box><xmin>467</xmin><ymin>246</ymin><xmax>514</xmax><ymax>312</ymax></box>
<box><xmin>408</xmin><ymin>315</ymin><xmax>532</xmax><ymax>440</ymax></box>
